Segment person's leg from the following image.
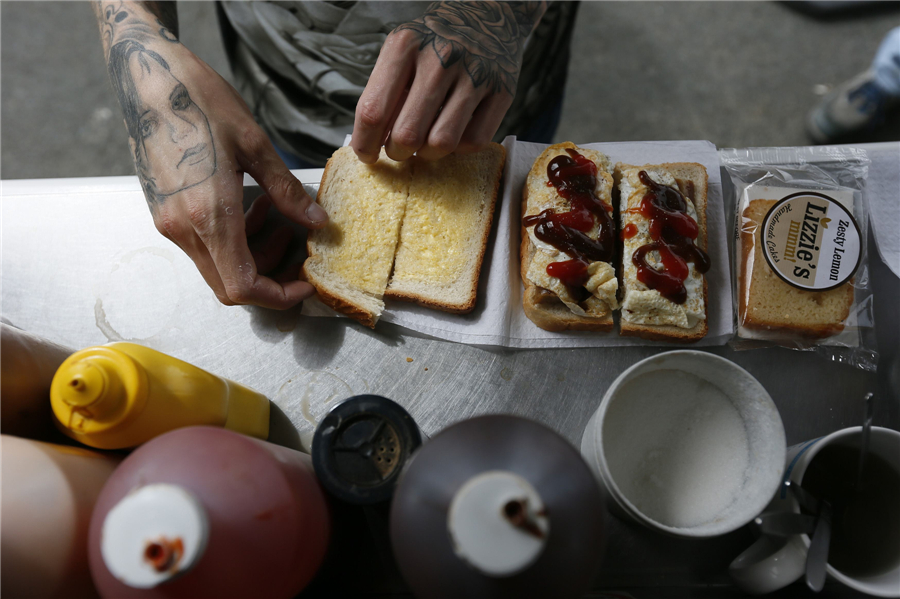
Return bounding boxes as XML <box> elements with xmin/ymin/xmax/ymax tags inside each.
<box><xmin>807</xmin><ymin>27</ymin><xmax>899</xmax><ymax>143</ymax></box>
<box><xmin>872</xmin><ymin>26</ymin><xmax>900</xmax><ymax>96</ymax></box>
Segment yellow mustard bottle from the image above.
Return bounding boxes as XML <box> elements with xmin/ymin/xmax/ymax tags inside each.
<box><xmin>50</xmin><ymin>342</ymin><xmax>269</xmax><ymax>449</ymax></box>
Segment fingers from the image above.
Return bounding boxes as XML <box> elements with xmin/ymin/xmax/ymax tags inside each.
<box><xmin>160</xmin><ymin>195</ymin><xmax>311</xmax><ymax>309</ymax></box>
<box><xmin>168</xmin><ymin>230</ymin><xmax>236</xmax><ymax>306</ymax></box>
<box><xmin>457</xmin><ymin>93</ymin><xmax>512</xmax><ymax>154</ymax></box>
<box><xmin>198</xmin><ymin>208</ymin><xmax>314</xmax><ymax>310</ymax></box>
<box><xmin>249</xmin><ymin>224</ymin><xmax>293</xmax><ymax>275</ymax></box>
<box><xmin>384</xmin><ymin>68</ymin><xmax>455</xmax><ymax>161</ymax></box>
<box><xmin>237</xmin><ymin>130</ymin><xmax>328</xmax><ymax>229</ymax></box>
<box><xmin>154</xmin><ymin>207</ymin><xmax>235</xmax><ymax>305</ymax></box>
<box><xmin>352</xmin><ymin>28</ymin><xmax>511</xmax><ymax>163</ymax></box>
<box><xmin>244</xmin><ymin>193</ymin><xmax>272</xmax><ymax>236</ymax></box>
<box><xmin>352</xmin><ymin>32</ymin><xmax>417</xmax><ymax>163</ymax></box>
<box><xmin>415</xmin><ymin>85</ymin><xmax>483</xmax><ymax>161</ymax></box>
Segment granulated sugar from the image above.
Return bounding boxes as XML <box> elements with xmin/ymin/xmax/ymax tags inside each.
<box><xmin>602</xmin><ymin>369</ymin><xmax>750</xmax><ymax>529</ymax></box>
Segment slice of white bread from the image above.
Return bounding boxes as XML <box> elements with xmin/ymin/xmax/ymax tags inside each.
<box><xmin>740</xmin><ymin>199</ymin><xmax>853</xmax><ymax>338</ymax></box>
<box><xmin>303</xmin><ymin>144</ymin><xmax>506</xmax><ymax>327</ymax></box>
<box><xmin>616</xmin><ymin>163</ymin><xmax>709</xmax><ymax>342</ymax></box>
<box><xmin>303</xmin><ymin>147</ymin><xmax>411</xmax><ymax>328</ymax></box>
<box><xmin>386</xmin><ymin>144</ymin><xmax>506</xmax><ymax>313</ymax></box>
<box><xmin>520</xmin><ymin>142</ymin><xmax>617</xmax><ymax>332</ymax></box>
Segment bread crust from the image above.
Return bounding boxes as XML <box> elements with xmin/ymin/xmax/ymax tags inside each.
<box><xmin>616</xmin><ymin>163</ymin><xmax>709</xmax><ymax>343</ymax></box>
<box><xmin>739</xmin><ymin>199</ymin><xmax>853</xmax><ymax>338</ymax></box>
<box><xmin>520</xmin><ymin>142</ymin><xmax>615</xmax><ymax>332</ymax></box>
<box><xmin>383</xmin><ymin>289</ymin><xmax>475</xmax><ymax>314</ymax></box>
<box><xmin>618</xmin><ymin>277</ymin><xmax>709</xmax><ymax>341</ymax></box>
<box><xmin>522</xmin><ymin>286</ymin><xmax>613</xmax><ymax>332</ymax></box>
<box><xmin>302</xmin><ymin>262</ymin><xmax>377</xmax><ymax>328</ymax></box>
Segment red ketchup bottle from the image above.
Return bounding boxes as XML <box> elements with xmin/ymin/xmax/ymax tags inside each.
<box><xmin>390</xmin><ymin>415</ymin><xmax>606</xmax><ymax>599</ymax></box>
<box><xmin>87</xmin><ymin>426</ymin><xmax>330</xmax><ymax>599</ymax></box>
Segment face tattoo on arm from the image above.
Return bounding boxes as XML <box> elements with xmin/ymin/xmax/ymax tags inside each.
<box><xmin>100</xmin><ymin>2</ymin><xmax>215</xmax><ymax>209</ymax></box>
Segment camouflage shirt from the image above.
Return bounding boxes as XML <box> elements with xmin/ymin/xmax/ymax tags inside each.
<box><xmin>219</xmin><ymin>1</ymin><xmax>578</xmax><ymax>165</ymax></box>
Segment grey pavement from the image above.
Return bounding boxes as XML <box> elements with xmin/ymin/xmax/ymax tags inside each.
<box><xmin>1</xmin><ymin>1</ymin><xmax>898</xmax><ymax>180</ymax></box>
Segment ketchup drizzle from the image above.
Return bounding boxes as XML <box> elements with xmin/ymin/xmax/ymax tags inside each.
<box><xmin>546</xmin><ymin>259</ymin><xmax>590</xmax><ymax>288</ymax></box>
<box><xmin>522</xmin><ymin>149</ymin><xmax>615</xmax><ymax>292</ymax></box>
<box><xmin>631</xmin><ymin>171</ymin><xmax>710</xmax><ymax>304</ymax></box>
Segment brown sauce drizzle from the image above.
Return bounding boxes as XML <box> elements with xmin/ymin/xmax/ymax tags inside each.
<box><xmin>631</xmin><ymin>171</ymin><xmax>710</xmax><ymax>304</ymax></box>
<box><xmin>522</xmin><ymin>149</ymin><xmax>616</xmax><ymax>289</ymax></box>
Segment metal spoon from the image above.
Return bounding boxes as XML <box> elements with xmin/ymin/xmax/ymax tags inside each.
<box><xmin>787</xmin><ymin>481</ymin><xmax>831</xmax><ymax>593</ymax></box>
<box><xmin>754</xmin><ymin>511</ymin><xmax>817</xmax><ymax>537</ymax></box>
<box><xmin>856</xmin><ymin>392</ymin><xmax>874</xmax><ymax>490</ymax></box>
<box><xmin>805</xmin><ymin>498</ymin><xmax>832</xmax><ymax>593</ymax></box>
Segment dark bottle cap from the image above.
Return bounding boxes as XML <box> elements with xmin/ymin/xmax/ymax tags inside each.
<box><xmin>312</xmin><ymin>395</ymin><xmax>424</xmax><ymax>505</ymax></box>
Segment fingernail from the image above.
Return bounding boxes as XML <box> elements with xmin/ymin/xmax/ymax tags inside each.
<box><xmin>306</xmin><ymin>202</ymin><xmax>327</xmax><ymax>223</ymax></box>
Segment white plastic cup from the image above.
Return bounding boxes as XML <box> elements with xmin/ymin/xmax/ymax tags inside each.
<box><xmin>580</xmin><ymin>350</ymin><xmax>786</xmax><ymax>538</ymax></box>
<box><xmin>729</xmin><ymin>426</ymin><xmax>900</xmax><ymax>597</ymax></box>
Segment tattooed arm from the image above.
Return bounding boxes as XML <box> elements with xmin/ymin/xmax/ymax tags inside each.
<box><xmin>351</xmin><ymin>1</ymin><xmax>547</xmax><ymax>163</ymax></box>
<box><xmin>93</xmin><ymin>1</ymin><xmax>327</xmax><ymax>309</ymax></box>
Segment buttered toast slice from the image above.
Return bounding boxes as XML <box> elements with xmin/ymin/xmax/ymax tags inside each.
<box><xmin>303</xmin><ymin>147</ymin><xmax>411</xmax><ymax>328</ymax></box>
<box><xmin>304</xmin><ymin>144</ymin><xmax>506</xmax><ymax>327</ymax></box>
<box><xmin>616</xmin><ymin>163</ymin><xmax>709</xmax><ymax>342</ymax></box>
<box><xmin>520</xmin><ymin>142</ymin><xmax>618</xmax><ymax>332</ymax></box>
<box><xmin>386</xmin><ymin>144</ymin><xmax>506</xmax><ymax>313</ymax></box>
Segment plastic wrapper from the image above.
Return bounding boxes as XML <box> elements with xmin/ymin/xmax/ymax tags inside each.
<box><xmin>720</xmin><ymin>147</ymin><xmax>876</xmax><ymax>371</ymax></box>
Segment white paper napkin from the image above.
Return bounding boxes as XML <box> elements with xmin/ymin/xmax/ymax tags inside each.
<box><xmin>303</xmin><ymin>138</ymin><xmax>734</xmax><ymax>347</ymax></box>
<box><xmin>848</xmin><ymin>142</ymin><xmax>899</xmax><ymax>278</ymax></box>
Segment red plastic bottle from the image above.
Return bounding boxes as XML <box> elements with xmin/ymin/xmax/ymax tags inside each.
<box><xmin>87</xmin><ymin>426</ymin><xmax>330</xmax><ymax>599</ymax></box>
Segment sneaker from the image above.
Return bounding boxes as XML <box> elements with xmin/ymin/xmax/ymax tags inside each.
<box><xmin>807</xmin><ymin>70</ymin><xmax>893</xmax><ymax>144</ymax></box>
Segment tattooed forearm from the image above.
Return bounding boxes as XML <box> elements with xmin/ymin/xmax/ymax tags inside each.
<box><xmin>140</xmin><ymin>1</ymin><xmax>179</xmax><ymax>39</ymax></box>
<box><xmin>395</xmin><ymin>1</ymin><xmax>548</xmax><ymax>96</ymax></box>
<box><xmin>94</xmin><ymin>1</ymin><xmax>178</xmax><ymax>57</ymax></box>
<box><xmin>94</xmin><ymin>1</ymin><xmax>215</xmax><ymax>209</ymax></box>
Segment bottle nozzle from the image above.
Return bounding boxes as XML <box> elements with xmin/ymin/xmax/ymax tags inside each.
<box><xmin>102</xmin><ymin>484</ymin><xmax>209</xmax><ymax>589</ymax></box>
<box><xmin>448</xmin><ymin>470</ymin><xmax>549</xmax><ymax>577</ymax></box>
<box><xmin>61</xmin><ymin>362</ymin><xmax>108</xmax><ymax>408</ymax></box>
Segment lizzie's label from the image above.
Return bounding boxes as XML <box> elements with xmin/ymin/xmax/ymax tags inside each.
<box><xmin>760</xmin><ymin>191</ymin><xmax>861</xmax><ymax>290</ymax></box>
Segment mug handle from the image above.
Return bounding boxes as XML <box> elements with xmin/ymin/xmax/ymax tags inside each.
<box><xmin>729</xmin><ymin>534</ymin><xmax>807</xmax><ymax>595</ymax></box>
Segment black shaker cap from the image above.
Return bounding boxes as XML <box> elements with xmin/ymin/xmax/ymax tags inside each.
<box><xmin>312</xmin><ymin>395</ymin><xmax>424</xmax><ymax>505</ymax></box>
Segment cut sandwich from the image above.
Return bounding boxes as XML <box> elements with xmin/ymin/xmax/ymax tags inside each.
<box><xmin>520</xmin><ymin>142</ymin><xmax>619</xmax><ymax>332</ymax></box>
<box><xmin>386</xmin><ymin>143</ymin><xmax>506</xmax><ymax>313</ymax></box>
<box><xmin>303</xmin><ymin>147</ymin><xmax>411</xmax><ymax>328</ymax></box>
<box><xmin>616</xmin><ymin>163</ymin><xmax>710</xmax><ymax>342</ymax></box>
<box><xmin>739</xmin><ymin>199</ymin><xmax>853</xmax><ymax>338</ymax></box>
<box><xmin>303</xmin><ymin>144</ymin><xmax>506</xmax><ymax>327</ymax></box>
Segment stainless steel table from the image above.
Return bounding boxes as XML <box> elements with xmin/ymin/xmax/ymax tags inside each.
<box><xmin>2</xmin><ymin>145</ymin><xmax>897</xmax><ymax>598</ymax></box>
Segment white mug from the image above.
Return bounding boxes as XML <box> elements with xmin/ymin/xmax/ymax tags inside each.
<box><xmin>729</xmin><ymin>426</ymin><xmax>900</xmax><ymax>597</ymax></box>
<box><xmin>580</xmin><ymin>350</ymin><xmax>786</xmax><ymax>538</ymax></box>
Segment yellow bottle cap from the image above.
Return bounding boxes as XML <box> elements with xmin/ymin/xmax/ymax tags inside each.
<box><xmin>59</xmin><ymin>362</ymin><xmax>109</xmax><ymax>408</ymax></box>
<box><xmin>51</xmin><ymin>346</ymin><xmax>147</xmax><ymax>441</ymax></box>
